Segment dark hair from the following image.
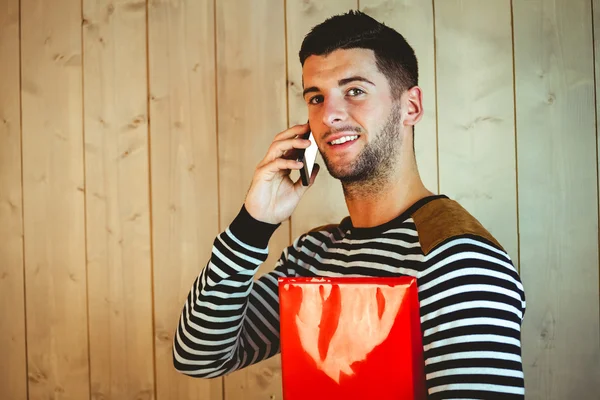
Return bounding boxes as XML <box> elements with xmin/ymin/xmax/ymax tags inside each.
<box><xmin>299</xmin><ymin>10</ymin><xmax>418</xmax><ymax>99</ymax></box>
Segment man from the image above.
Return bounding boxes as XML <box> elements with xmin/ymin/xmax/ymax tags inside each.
<box><xmin>173</xmin><ymin>10</ymin><xmax>526</xmax><ymax>399</ymax></box>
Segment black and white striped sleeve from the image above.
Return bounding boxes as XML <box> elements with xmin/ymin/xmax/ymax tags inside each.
<box><xmin>417</xmin><ymin>235</ymin><xmax>527</xmax><ymax>399</ymax></box>
<box><xmin>172</xmin><ymin>205</ymin><xmax>297</xmax><ymax>378</ymax></box>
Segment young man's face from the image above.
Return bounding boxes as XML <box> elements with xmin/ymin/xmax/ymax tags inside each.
<box><xmin>302</xmin><ymin>48</ymin><xmax>403</xmax><ymax>183</ymax></box>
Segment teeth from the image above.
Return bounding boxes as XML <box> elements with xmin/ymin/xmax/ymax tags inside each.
<box><xmin>330</xmin><ymin>135</ymin><xmax>358</xmax><ymax>145</ymax></box>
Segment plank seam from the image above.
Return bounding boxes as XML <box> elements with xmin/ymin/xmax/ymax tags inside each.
<box><xmin>80</xmin><ymin>0</ymin><xmax>93</xmax><ymax>397</ymax></box>
<box><xmin>284</xmin><ymin>0</ymin><xmax>292</xmax><ymax>248</ymax></box>
<box><xmin>432</xmin><ymin>0</ymin><xmax>440</xmax><ymax>195</ymax></box>
<box><xmin>144</xmin><ymin>0</ymin><xmax>159</xmax><ymax>399</ymax></box>
<box><xmin>590</xmin><ymin>0</ymin><xmax>600</xmax><ymax>343</ymax></box>
<box><xmin>214</xmin><ymin>0</ymin><xmax>222</xmax><ymax>241</ymax></box>
<box><xmin>509</xmin><ymin>0</ymin><xmax>521</xmax><ymax>274</ymax></box>
<box><xmin>18</xmin><ymin>0</ymin><xmax>31</xmax><ymax>397</ymax></box>
<box><xmin>213</xmin><ymin>0</ymin><xmax>225</xmax><ymax>398</ymax></box>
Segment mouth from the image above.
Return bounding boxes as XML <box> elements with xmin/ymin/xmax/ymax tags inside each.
<box><xmin>327</xmin><ymin>134</ymin><xmax>360</xmax><ymax>146</ymax></box>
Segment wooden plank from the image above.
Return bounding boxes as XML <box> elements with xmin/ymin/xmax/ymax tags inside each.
<box><xmin>0</xmin><ymin>0</ymin><xmax>28</xmax><ymax>398</ymax></box>
<box><xmin>20</xmin><ymin>0</ymin><xmax>90</xmax><ymax>399</ymax></box>
<box><xmin>147</xmin><ymin>0</ymin><xmax>223</xmax><ymax>399</ymax></box>
<box><xmin>514</xmin><ymin>0</ymin><xmax>600</xmax><ymax>398</ymax></box>
<box><xmin>216</xmin><ymin>0</ymin><xmax>290</xmax><ymax>278</ymax></box>
<box><xmin>360</xmin><ymin>0</ymin><xmax>438</xmax><ymax>193</ymax></box>
<box><xmin>434</xmin><ymin>0</ymin><xmax>519</xmax><ymax>266</ymax></box>
<box><xmin>287</xmin><ymin>0</ymin><xmax>358</xmax><ymax>238</ymax></box>
<box><xmin>595</xmin><ymin>4</ymin><xmax>600</xmax><ymax>395</ymax></box>
<box><xmin>82</xmin><ymin>0</ymin><xmax>155</xmax><ymax>399</ymax></box>
<box><xmin>217</xmin><ymin>0</ymin><xmax>289</xmax><ymax>398</ymax></box>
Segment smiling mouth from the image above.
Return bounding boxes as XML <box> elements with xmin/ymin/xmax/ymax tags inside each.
<box><xmin>328</xmin><ymin>135</ymin><xmax>359</xmax><ymax>145</ymax></box>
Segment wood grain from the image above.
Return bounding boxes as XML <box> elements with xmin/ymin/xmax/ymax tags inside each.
<box><xmin>5</xmin><ymin>1</ymin><xmax>600</xmax><ymax>399</ymax></box>
<box><xmin>287</xmin><ymin>0</ymin><xmax>358</xmax><ymax>240</ymax></box>
<box><xmin>217</xmin><ymin>0</ymin><xmax>289</xmax><ymax>398</ymax></box>
<box><xmin>147</xmin><ymin>0</ymin><xmax>223</xmax><ymax>399</ymax></box>
<box><xmin>513</xmin><ymin>0</ymin><xmax>600</xmax><ymax>398</ymax></box>
<box><xmin>360</xmin><ymin>0</ymin><xmax>438</xmax><ymax>193</ymax></box>
<box><xmin>434</xmin><ymin>0</ymin><xmax>519</xmax><ymax>266</ymax></box>
<box><xmin>0</xmin><ymin>0</ymin><xmax>27</xmax><ymax>398</ymax></box>
<box><xmin>20</xmin><ymin>0</ymin><xmax>90</xmax><ymax>398</ymax></box>
<box><xmin>83</xmin><ymin>0</ymin><xmax>155</xmax><ymax>399</ymax></box>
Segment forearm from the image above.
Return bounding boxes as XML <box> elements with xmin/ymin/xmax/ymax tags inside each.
<box><xmin>173</xmin><ymin>205</ymin><xmax>280</xmax><ymax>377</ymax></box>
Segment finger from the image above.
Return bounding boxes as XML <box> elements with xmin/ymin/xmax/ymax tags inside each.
<box><xmin>257</xmin><ymin>158</ymin><xmax>304</xmax><ymax>181</ymax></box>
<box><xmin>258</xmin><ymin>137</ymin><xmax>311</xmax><ymax>167</ymax></box>
<box><xmin>281</xmin><ymin>147</ymin><xmax>300</xmax><ymax>161</ymax></box>
<box><xmin>256</xmin><ymin>123</ymin><xmax>311</xmax><ymax>168</ymax></box>
<box><xmin>273</xmin><ymin>122</ymin><xmax>310</xmax><ymax>142</ymax></box>
<box><xmin>272</xmin><ymin>137</ymin><xmax>312</xmax><ymax>160</ymax></box>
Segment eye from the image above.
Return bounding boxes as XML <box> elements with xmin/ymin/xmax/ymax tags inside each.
<box><xmin>308</xmin><ymin>95</ymin><xmax>324</xmax><ymax>105</ymax></box>
<box><xmin>347</xmin><ymin>88</ymin><xmax>365</xmax><ymax>96</ymax></box>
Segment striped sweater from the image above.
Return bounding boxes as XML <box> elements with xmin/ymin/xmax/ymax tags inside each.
<box><xmin>173</xmin><ymin>194</ymin><xmax>527</xmax><ymax>399</ymax></box>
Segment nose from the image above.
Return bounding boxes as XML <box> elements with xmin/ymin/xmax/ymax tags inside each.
<box><xmin>321</xmin><ymin>95</ymin><xmax>348</xmax><ymax>127</ymax></box>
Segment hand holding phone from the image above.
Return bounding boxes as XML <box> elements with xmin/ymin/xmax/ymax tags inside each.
<box><xmin>243</xmin><ymin>123</ymin><xmax>320</xmax><ymax>225</ymax></box>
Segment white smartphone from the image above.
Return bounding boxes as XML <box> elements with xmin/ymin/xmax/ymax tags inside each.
<box><xmin>297</xmin><ymin>131</ymin><xmax>318</xmax><ymax>186</ymax></box>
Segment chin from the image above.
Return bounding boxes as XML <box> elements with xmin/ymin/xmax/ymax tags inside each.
<box><xmin>324</xmin><ymin>162</ymin><xmax>366</xmax><ymax>182</ymax></box>
<box><xmin>323</xmin><ymin>162</ymin><xmax>346</xmax><ymax>180</ymax></box>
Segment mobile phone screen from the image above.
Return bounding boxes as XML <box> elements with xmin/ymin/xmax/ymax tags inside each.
<box><xmin>296</xmin><ymin>131</ymin><xmax>319</xmax><ymax>186</ymax></box>
<box><xmin>304</xmin><ymin>132</ymin><xmax>318</xmax><ymax>177</ymax></box>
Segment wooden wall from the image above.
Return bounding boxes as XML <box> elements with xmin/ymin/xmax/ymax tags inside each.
<box><xmin>0</xmin><ymin>0</ymin><xmax>598</xmax><ymax>399</ymax></box>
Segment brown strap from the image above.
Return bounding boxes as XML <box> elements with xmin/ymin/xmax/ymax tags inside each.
<box><xmin>411</xmin><ymin>198</ymin><xmax>504</xmax><ymax>255</ymax></box>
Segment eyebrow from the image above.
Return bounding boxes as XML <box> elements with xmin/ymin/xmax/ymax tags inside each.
<box><xmin>302</xmin><ymin>76</ymin><xmax>376</xmax><ymax>98</ymax></box>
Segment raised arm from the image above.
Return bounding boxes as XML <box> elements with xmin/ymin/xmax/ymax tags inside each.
<box><xmin>172</xmin><ymin>123</ymin><xmax>320</xmax><ymax>378</ymax></box>
<box><xmin>173</xmin><ymin>205</ymin><xmax>300</xmax><ymax>377</ymax></box>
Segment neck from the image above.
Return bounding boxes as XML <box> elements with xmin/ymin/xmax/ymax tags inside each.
<box><xmin>341</xmin><ymin>148</ymin><xmax>435</xmax><ymax>229</ymax></box>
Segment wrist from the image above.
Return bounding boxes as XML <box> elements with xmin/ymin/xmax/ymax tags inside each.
<box><xmin>229</xmin><ymin>204</ymin><xmax>281</xmax><ymax>249</ymax></box>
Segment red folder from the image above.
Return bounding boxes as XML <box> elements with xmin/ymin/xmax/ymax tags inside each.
<box><xmin>278</xmin><ymin>276</ymin><xmax>426</xmax><ymax>400</ymax></box>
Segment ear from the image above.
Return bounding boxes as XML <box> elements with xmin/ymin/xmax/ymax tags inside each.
<box><xmin>402</xmin><ymin>86</ymin><xmax>424</xmax><ymax>126</ymax></box>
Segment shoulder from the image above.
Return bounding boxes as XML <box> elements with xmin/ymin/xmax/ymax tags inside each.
<box><xmin>410</xmin><ymin>196</ymin><xmax>506</xmax><ymax>256</ymax></box>
<box><xmin>411</xmin><ymin>196</ymin><xmax>526</xmax><ymax>313</ymax></box>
